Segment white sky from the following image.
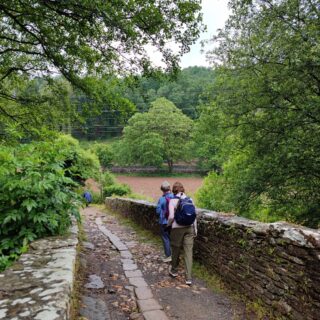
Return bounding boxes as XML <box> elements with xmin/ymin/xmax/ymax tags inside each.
<box><xmin>146</xmin><ymin>0</ymin><xmax>230</xmax><ymax>69</ymax></box>
<box><xmin>180</xmin><ymin>0</ymin><xmax>230</xmax><ymax>68</ymax></box>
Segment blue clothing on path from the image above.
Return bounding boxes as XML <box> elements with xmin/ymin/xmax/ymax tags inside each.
<box><xmin>160</xmin><ymin>224</ymin><xmax>171</xmax><ymax>257</ymax></box>
<box><xmin>83</xmin><ymin>191</ymin><xmax>92</xmax><ymax>203</ymax></box>
<box><xmin>156</xmin><ymin>192</ymin><xmax>174</xmax><ymax>257</ymax></box>
<box><xmin>156</xmin><ymin>192</ymin><xmax>174</xmax><ymax>225</ymax></box>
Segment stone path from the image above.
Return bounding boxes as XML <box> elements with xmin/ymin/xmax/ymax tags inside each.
<box><xmin>95</xmin><ymin>216</ymin><xmax>168</xmax><ymax>320</ymax></box>
<box><xmin>76</xmin><ymin>206</ymin><xmax>256</xmax><ymax>320</ymax></box>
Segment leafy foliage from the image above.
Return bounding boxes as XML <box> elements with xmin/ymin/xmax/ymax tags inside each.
<box><xmin>89</xmin><ymin>143</ymin><xmax>114</xmax><ymax>168</ymax></box>
<box><xmin>104</xmin><ymin>184</ymin><xmax>131</xmax><ymax>197</ymax></box>
<box><xmin>196</xmin><ymin>0</ymin><xmax>320</xmax><ymax>227</ymax></box>
<box><xmin>0</xmin><ymin>134</ymin><xmax>101</xmax><ymax>270</ymax></box>
<box><xmin>101</xmin><ymin>171</ymin><xmax>116</xmax><ymax>187</ymax></box>
<box><xmin>0</xmin><ymin>77</ymin><xmax>76</xmax><ymax>142</ymax></box>
<box><xmin>114</xmin><ymin>97</ymin><xmax>194</xmax><ymax>172</ymax></box>
<box><xmin>0</xmin><ymin>0</ymin><xmax>203</xmax><ymax>78</ymax></box>
<box><xmin>56</xmin><ymin>134</ymin><xmax>100</xmax><ymax>183</ymax></box>
<box><xmin>0</xmin><ymin>1</ymin><xmax>204</xmax><ymax>140</ymax></box>
<box><xmin>123</xmin><ymin>67</ymin><xmax>215</xmax><ymax>118</ymax></box>
<box><xmin>0</xmin><ymin>0</ymin><xmax>204</xmax><ymax>104</ymax></box>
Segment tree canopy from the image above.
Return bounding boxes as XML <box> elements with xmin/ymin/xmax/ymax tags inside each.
<box><xmin>0</xmin><ymin>0</ymin><xmax>204</xmax><ymax>140</ymax></box>
<box><xmin>122</xmin><ymin>66</ymin><xmax>215</xmax><ymax>118</ymax></box>
<box><xmin>195</xmin><ymin>0</ymin><xmax>320</xmax><ymax>227</ymax></box>
<box><xmin>0</xmin><ymin>0</ymin><xmax>203</xmax><ymax>82</ymax></box>
<box><xmin>114</xmin><ymin>97</ymin><xmax>193</xmax><ymax>172</ymax></box>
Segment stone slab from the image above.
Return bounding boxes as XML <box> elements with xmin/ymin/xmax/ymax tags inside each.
<box><xmin>128</xmin><ymin>277</ymin><xmax>148</xmax><ymax>287</ymax></box>
<box><xmin>137</xmin><ymin>299</ymin><xmax>162</xmax><ymax>312</ymax></box>
<box><xmin>135</xmin><ymin>287</ymin><xmax>153</xmax><ymax>300</ymax></box>
<box><xmin>96</xmin><ymin>221</ymin><xmax>128</xmax><ymax>251</ymax></box>
<box><xmin>125</xmin><ymin>270</ymin><xmax>143</xmax><ymax>278</ymax></box>
<box><xmin>80</xmin><ymin>296</ymin><xmax>110</xmax><ymax>320</ymax></box>
<box><xmin>121</xmin><ymin>258</ymin><xmax>134</xmax><ymax>265</ymax></box>
<box><xmin>83</xmin><ymin>242</ymin><xmax>95</xmax><ymax>250</ymax></box>
<box><xmin>143</xmin><ymin>310</ymin><xmax>169</xmax><ymax>320</ymax></box>
<box><xmin>120</xmin><ymin>250</ymin><xmax>133</xmax><ymax>259</ymax></box>
<box><xmin>123</xmin><ymin>263</ymin><xmax>138</xmax><ymax>271</ymax></box>
<box><xmin>116</xmin><ymin>244</ymin><xmax>128</xmax><ymax>251</ymax></box>
<box><xmin>85</xmin><ymin>275</ymin><xmax>104</xmax><ymax>289</ymax></box>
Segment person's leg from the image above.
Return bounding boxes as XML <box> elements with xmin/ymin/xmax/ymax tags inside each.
<box><xmin>183</xmin><ymin>226</ymin><xmax>194</xmax><ymax>282</ymax></box>
<box><xmin>170</xmin><ymin>228</ymin><xmax>184</xmax><ymax>274</ymax></box>
<box><xmin>160</xmin><ymin>224</ymin><xmax>171</xmax><ymax>257</ymax></box>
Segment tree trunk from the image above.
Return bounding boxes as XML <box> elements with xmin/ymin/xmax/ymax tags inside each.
<box><xmin>167</xmin><ymin>159</ymin><xmax>173</xmax><ymax>173</ymax></box>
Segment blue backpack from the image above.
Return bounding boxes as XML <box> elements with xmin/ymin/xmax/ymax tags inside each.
<box><xmin>174</xmin><ymin>196</ymin><xmax>196</xmax><ymax>226</ymax></box>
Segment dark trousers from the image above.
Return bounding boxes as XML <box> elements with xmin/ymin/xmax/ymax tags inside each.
<box><xmin>160</xmin><ymin>224</ymin><xmax>171</xmax><ymax>257</ymax></box>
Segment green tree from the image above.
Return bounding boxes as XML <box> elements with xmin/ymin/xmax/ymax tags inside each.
<box><xmin>0</xmin><ymin>1</ymin><xmax>204</xmax><ymax>128</ymax></box>
<box><xmin>196</xmin><ymin>0</ymin><xmax>320</xmax><ymax>227</ymax></box>
<box><xmin>70</xmin><ymin>78</ymin><xmax>136</xmax><ymax>141</ymax></box>
<box><xmin>116</xmin><ymin>97</ymin><xmax>193</xmax><ymax>172</ymax></box>
<box><xmin>90</xmin><ymin>143</ymin><xmax>114</xmax><ymax>168</ymax></box>
<box><xmin>123</xmin><ymin>67</ymin><xmax>215</xmax><ymax>118</ymax></box>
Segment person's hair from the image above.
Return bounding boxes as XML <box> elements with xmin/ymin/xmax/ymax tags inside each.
<box><xmin>161</xmin><ymin>185</ymin><xmax>170</xmax><ymax>192</ymax></box>
<box><xmin>172</xmin><ymin>182</ymin><xmax>185</xmax><ymax>195</ymax></box>
<box><xmin>160</xmin><ymin>181</ymin><xmax>170</xmax><ymax>192</ymax></box>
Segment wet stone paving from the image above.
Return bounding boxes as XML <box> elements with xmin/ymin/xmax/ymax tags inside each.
<box><xmin>76</xmin><ymin>206</ymin><xmax>256</xmax><ymax>320</ymax></box>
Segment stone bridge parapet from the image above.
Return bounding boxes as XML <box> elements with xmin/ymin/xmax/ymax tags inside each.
<box><xmin>0</xmin><ymin>224</ymin><xmax>78</xmax><ymax>320</ymax></box>
<box><xmin>105</xmin><ymin>197</ymin><xmax>320</xmax><ymax>320</ymax></box>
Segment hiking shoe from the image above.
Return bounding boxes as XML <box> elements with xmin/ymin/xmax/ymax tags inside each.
<box><xmin>169</xmin><ymin>270</ymin><xmax>178</xmax><ymax>278</ymax></box>
<box><xmin>162</xmin><ymin>256</ymin><xmax>172</xmax><ymax>263</ymax></box>
<box><xmin>185</xmin><ymin>280</ymin><xmax>192</xmax><ymax>286</ymax></box>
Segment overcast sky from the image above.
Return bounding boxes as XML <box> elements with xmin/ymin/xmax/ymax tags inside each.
<box><xmin>180</xmin><ymin>0</ymin><xmax>230</xmax><ymax>68</ymax></box>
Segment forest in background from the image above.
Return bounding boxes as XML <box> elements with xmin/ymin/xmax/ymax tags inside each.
<box><xmin>71</xmin><ymin>66</ymin><xmax>215</xmax><ymax>140</ymax></box>
<box><xmin>1</xmin><ymin>0</ymin><xmax>319</xmax><ymax>270</ymax></box>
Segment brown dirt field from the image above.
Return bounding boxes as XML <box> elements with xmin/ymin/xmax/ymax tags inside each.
<box><xmin>115</xmin><ymin>176</ymin><xmax>204</xmax><ymax>203</ymax></box>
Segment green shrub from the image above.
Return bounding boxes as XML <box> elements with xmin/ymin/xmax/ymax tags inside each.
<box><xmin>0</xmin><ymin>135</ymin><xmax>100</xmax><ymax>270</ymax></box>
<box><xmin>56</xmin><ymin>134</ymin><xmax>100</xmax><ymax>183</ymax></box>
<box><xmin>91</xmin><ymin>191</ymin><xmax>104</xmax><ymax>204</ymax></box>
<box><xmin>104</xmin><ymin>184</ymin><xmax>131</xmax><ymax>197</ymax></box>
<box><xmin>196</xmin><ymin>171</ymin><xmax>235</xmax><ymax>213</ymax></box>
<box><xmin>101</xmin><ymin>171</ymin><xmax>116</xmax><ymax>187</ymax></box>
<box><xmin>90</xmin><ymin>143</ymin><xmax>114</xmax><ymax>168</ymax></box>
<box><xmin>0</xmin><ymin>255</ymin><xmax>11</xmax><ymax>271</ymax></box>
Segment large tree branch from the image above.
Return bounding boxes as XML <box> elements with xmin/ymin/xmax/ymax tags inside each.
<box><xmin>0</xmin><ymin>35</ymin><xmax>39</xmax><ymax>46</ymax></box>
<box><xmin>0</xmin><ymin>48</ymin><xmax>43</xmax><ymax>56</ymax></box>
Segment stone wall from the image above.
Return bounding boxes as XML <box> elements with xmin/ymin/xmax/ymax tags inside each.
<box><xmin>111</xmin><ymin>165</ymin><xmax>206</xmax><ymax>174</ymax></box>
<box><xmin>0</xmin><ymin>224</ymin><xmax>78</xmax><ymax>320</ymax></box>
<box><xmin>105</xmin><ymin>197</ymin><xmax>320</xmax><ymax>320</ymax></box>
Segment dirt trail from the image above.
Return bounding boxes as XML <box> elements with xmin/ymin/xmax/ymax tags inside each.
<box><xmin>76</xmin><ymin>206</ymin><xmax>256</xmax><ymax>320</ymax></box>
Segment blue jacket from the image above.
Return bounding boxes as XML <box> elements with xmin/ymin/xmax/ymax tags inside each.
<box><xmin>83</xmin><ymin>191</ymin><xmax>92</xmax><ymax>203</ymax></box>
<box><xmin>156</xmin><ymin>192</ymin><xmax>174</xmax><ymax>225</ymax></box>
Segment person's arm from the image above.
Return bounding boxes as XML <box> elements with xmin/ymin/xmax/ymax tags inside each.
<box><xmin>167</xmin><ymin>198</ymin><xmax>178</xmax><ymax>226</ymax></box>
<box><xmin>156</xmin><ymin>197</ymin><xmax>163</xmax><ymax>216</ymax></box>
<box><xmin>189</xmin><ymin>197</ymin><xmax>197</xmax><ymax>235</ymax></box>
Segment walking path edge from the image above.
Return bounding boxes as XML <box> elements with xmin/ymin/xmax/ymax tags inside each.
<box><xmin>95</xmin><ymin>217</ymin><xmax>169</xmax><ymax>320</ymax></box>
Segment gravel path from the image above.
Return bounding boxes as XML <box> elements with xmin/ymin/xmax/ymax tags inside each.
<box><xmin>76</xmin><ymin>206</ymin><xmax>256</xmax><ymax>320</ymax></box>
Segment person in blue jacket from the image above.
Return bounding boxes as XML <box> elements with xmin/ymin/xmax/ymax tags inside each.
<box><xmin>83</xmin><ymin>190</ymin><xmax>92</xmax><ymax>207</ymax></box>
<box><xmin>156</xmin><ymin>181</ymin><xmax>174</xmax><ymax>262</ymax></box>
